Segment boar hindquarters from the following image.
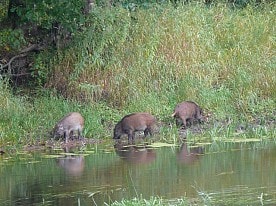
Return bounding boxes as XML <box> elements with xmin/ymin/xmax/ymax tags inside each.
<box><xmin>172</xmin><ymin>101</ymin><xmax>203</xmax><ymax>127</ymax></box>
<box><xmin>113</xmin><ymin>112</ymin><xmax>156</xmax><ymax>141</ymax></box>
<box><xmin>53</xmin><ymin>112</ymin><xmax>84</xmax><ymax>143</ymax></box>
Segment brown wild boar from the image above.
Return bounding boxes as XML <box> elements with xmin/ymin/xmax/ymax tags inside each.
<box><xmin>113</xmin><ymin>112</ymin><xmax>156</xmax><ymax>141</ymax></box>
<box><xmin>172</xmin><ymin>101</ymin><xmax>203</xmax><ymax>127</ymax></box>
<box><xmin>53</xmin><ymin>112</ymin><xmax>84</xmax><ymax>143</ymax></box>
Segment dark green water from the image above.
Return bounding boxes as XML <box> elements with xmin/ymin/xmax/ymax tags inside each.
<box><xmin>0</xmin><ymin>140</ymin><xmax>275</xmax><ymax>205</ymax></box>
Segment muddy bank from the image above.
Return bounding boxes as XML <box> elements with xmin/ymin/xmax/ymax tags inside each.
<box><xmin>178</xmin><ymin>115</ymin><xmax>275</xmax><ymax>139</ymax></box>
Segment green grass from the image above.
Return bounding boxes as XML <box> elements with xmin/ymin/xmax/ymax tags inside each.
<box><xmin>0</xmin><ymin>2</ymin><xmax>275</xmax><ymax>146</ymax></box>
<box><xmin>0</xmin><ymin>81</ymin><xmax>118</xmax><ymax>145</ymax></box>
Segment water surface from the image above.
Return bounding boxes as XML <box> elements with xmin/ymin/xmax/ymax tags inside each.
<box><xmin>0</xmin><ymin>140</ymin><xmax>275</xmax><ymax>205</ymax></box>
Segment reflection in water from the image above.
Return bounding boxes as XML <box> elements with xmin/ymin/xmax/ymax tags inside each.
<box><xmin>62</xmin><ymin>144</ymin><xmax>84</xmax><ymax>153</ymax></box>
<box><xmin>176</xmin><ymin>142</ymin><xmax>204</xmax><ymax>165</ymax></box>
<box><xmin>114</xmin><ymin>143</ymin><xmax>156</xmax><ymax>165</ymax></box>
<box><xmin>1</xmin><ymin>141</ymin><xmax>276</xmax><ymax>205</ymax></box>
<box><xmin>57</xmin><ymin>153</ymin><xmax>85</xmax><ymax>177</ymax></box>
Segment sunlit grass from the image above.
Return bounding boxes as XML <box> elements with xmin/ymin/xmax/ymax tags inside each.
<box><xmin>64</xmin><ymin>3</ymin><xmax>274</xmax><ymax>128</ymax></box>
<box><xmin>47</xmin><ymin>3</ymin><xmax>275</xmax><ymax>114</ymax></box>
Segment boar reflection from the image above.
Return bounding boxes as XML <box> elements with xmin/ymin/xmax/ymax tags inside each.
<box><xmin>57</xmin><ymin>155</ymin><xmax>85</xmax><ymax>177</ymax></box>
<box><xmin>177</xmin><ymin>143</ymin><xmax>204</xmax><ymax>165</ymax></box>
<box><xmin>114</xmin><ymin>143</ymin><xmax>156</xmax><ymax>165</ymax></box>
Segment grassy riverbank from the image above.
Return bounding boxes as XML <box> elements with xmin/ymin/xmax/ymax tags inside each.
<box><xmin>0</xmin><ymin>2</ymin><xmax>275</xmax><ymax>147</ymax></box>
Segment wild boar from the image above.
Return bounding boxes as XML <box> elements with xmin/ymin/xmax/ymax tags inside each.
<box><xmin>171</xmin><ymin>101</ymin><xmax>203</xmax><ymax>128</ymax></box>
<box><xmin>53</xmin><ymin>112</ymin><xmax>84</xmax><ymax>143</ymax></box>
<box><xmin>113</xmin><ymin>112</ymin><xmax>156</xmax><ymax>141</ymax></box>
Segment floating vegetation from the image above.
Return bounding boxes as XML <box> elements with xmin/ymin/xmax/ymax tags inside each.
<box><xmin>150</xmin><ymin>142</ymin><xmax>176</xmax><ymax>148</ymax></box>
<box><xmin>83</xmin><ymin>150</ymin><xmax>95</xmax><ymax>154</ymax></box>
<box><xmin>224</xmin><ymin>138</ymin><xmax>262</xmax><ymax>143</ymax></box>
<box><xmin>58</xmin><ymin>152</ymin><xmax>88</xmax><ymax>156</ymax></box>
<box><xmin>194</xmin><ymin>142</ymin><xmax>212</xmax><ymax>146</ymax></box>
<box><xmin>26</xmin><ymin>160</ymin><xmax>41</xmax><ymax>164</ymax></box>
<box><xmin>42</xmin><ymin>154</ymin><xmax>65</xmax><ymax>159</ymax></box>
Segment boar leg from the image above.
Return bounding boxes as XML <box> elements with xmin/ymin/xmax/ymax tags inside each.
<box><xmin>186</xmin><ymin>118</ymin><xmax>193</xmax><ymax>126</ymax></box>
<box><xmin>175</xmin><ymin>118</ymin><xmax>182</xmax><ymax>127</ymax></box>
<box><xmin>127</xmin><ymin>131</ymin><xmax>135</xmax><ymax>142</ymax></box>
<box><xmin>64</xmin><ymin>131</ymin><xmax>69</xmax><ymax>143</ymax></box>
<box><xmin>77</xmin><ymin>129</ymin><xmax>82</xmax><ymax>140</ymax></box>
<box><xmin>180</xmin><ymin>117</ymin><xmax>187</xmax><ymax>128</ymax></box>
<box><xmin>144</xmin><ymin>128</ymin><xmax>153</xmax><ymax>137</ymax></box>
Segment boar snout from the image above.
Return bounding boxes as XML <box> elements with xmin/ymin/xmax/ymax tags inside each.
<box><xmin>113</xmin><ymin>127</ymin><xmax>122</xmax><ymax>140</ymax></box>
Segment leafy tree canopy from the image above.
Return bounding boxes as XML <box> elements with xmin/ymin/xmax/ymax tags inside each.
<box><xmin>8</xmin><ymin>0</ymin><xmax>86</xmax><ymax>31</ymax></box>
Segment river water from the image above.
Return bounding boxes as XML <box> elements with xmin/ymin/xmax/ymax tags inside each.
<box><xmin>0</xmin><ymin>140</ymin><xmax>275</xmax><ymax>205</ymax></box>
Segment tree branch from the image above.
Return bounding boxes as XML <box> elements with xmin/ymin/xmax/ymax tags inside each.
<box><xmin>0</xmin><ymin>44</ymin><xmax>42</xmax><ymax>76</ymax></box>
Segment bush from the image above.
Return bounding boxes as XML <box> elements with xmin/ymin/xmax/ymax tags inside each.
<box><xmin>0</xmin><ymin>29</ymin><xmax>26</xmax><ymax>53</ymax></box>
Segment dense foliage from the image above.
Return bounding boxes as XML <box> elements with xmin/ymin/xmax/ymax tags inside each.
<box><xmin>0</xmin><ymin>1</ymin><xmax>275</xmax><ymax>144</ymax></box>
